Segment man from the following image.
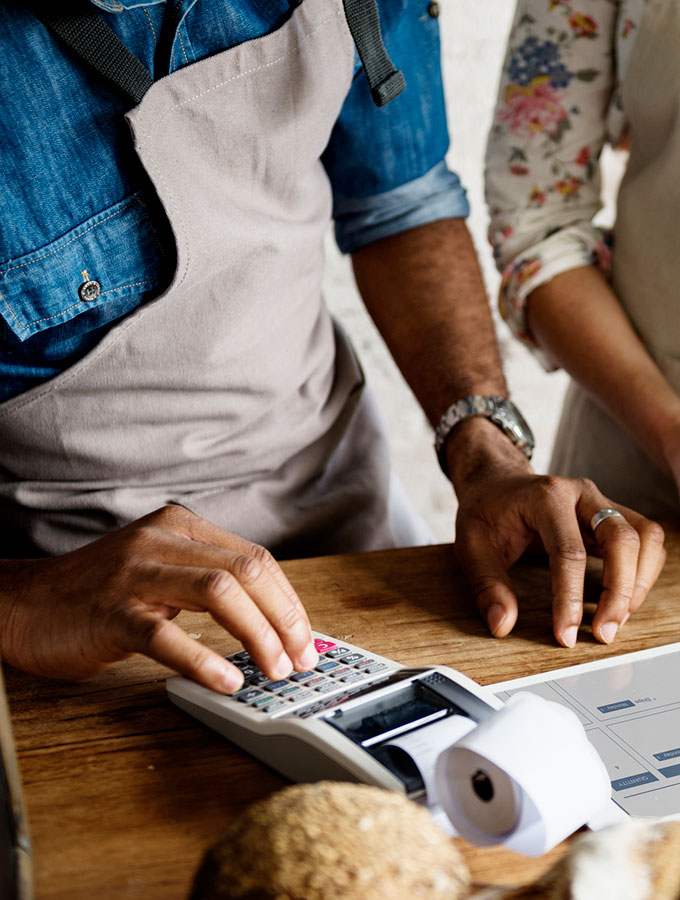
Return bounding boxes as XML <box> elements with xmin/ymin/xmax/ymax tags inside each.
<box><xmin>0</xmin><ymin>0</ymin><xmax>664</xmax><ymax>693</ymax></box>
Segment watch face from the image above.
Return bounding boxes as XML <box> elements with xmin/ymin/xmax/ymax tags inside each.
<box><xmin>506</xmin><ymin>399</ymin><xmax>530</xmax><ymax>431</ymax></box>
<box><xmin>434</xmin><ymin>396</ymin><xmax>535</xmax><ymax>461</ymax></box>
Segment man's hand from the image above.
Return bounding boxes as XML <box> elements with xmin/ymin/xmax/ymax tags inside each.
<box><xmin>351</xmin><ymin>219</ymin><xmax>665</xmax><ymax>642</ymax></box>
<box><xmin>0</xmin><ymin>506</ymin><xmax>318</xmax><ymax>692</ymax></box>
<box><xmin>449</xmin><ymin>419</ymin><xmax>666</xmax><ymax>646</ymax></box>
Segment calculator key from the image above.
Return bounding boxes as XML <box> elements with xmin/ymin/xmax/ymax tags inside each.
<box><xmin>324</xmin><ymin>647</ymin><xmax>352</xmax><ymax>659</ymax></box>
<box><xmin>340</xmin><ymin>672</ymin><xmax>365</xmax><ymax>683</ymax></box>
<box><xmin>233</xmin><ymin>685</ymin><xmax>259</xmax><ymax>698</ymax></box>
<box><xmin>315</xmin><ymin>660</ymin><xmax>341</xmax><ymax>673</ymax></box>
<box><xmin>252</xmin><ymin>695</ymin><xmax>273</xmax><ymax>708</ymax></box>
<box><xmin>364</xmin><ymin>663</ymin><xmax>387</xmax><ymax>674</ymax></box>
<box><xmin>315</xmin><ymin>682</ymin><xmax>340</xmax><ymax>694</ymax></box>
<box><xmin>238</xmin><ymin>666</ymin><xmax>260</xmax><ymax>680</ymax></box>
<box><xmin>263</xmin><ymin>700</ymin><xmax>287</xmax><ymax>713</ymax></box>
<box><xmin>354</xmin><ymin>659</ymin><xmax>376</xmax><ymax>670</ymax></box>
<box><xmin>290</xmin><ymin>671</ymin><xmax>316</xmax><ymax>682</ymax></box>
<box><xmin>340</xmin><ymin>653</ymin><xmax>365</xmax><ymax>665</ymax></box>
<box><xmin>303</xmin><ymin>675</ymin><xmax>327</xmax><ymax>687</ymax></box>
<box><xmin>264</xmin><ymin>680</ymin><xmax>290</xmax><ymax>692</ymax></box>
<box><xmin>329</xmin><ymin>667</ymin><xmax>352</xmax><ymax>679</ymax></box>
<box><xmin>248</xmin><ymin>675</ymin><xmax>272</xmax><ymax>687</ymax></box>
<box><xmin>236</xmin><ymin>689</ymin><xmax>264</xmax><ymax>704</ymax></box>
<box><xmin>288</xmin><ymin>690</ymin><xmax>315</xmax><ymax>704</ymax></box>
<box><xmin>232</xmin><ymin>651</ymin><xmax>251</xmax><ymax>662</ymax></box>
<box><xmin>314</xmin><ymin>638</ymin><xmax>337</xmax><ymax>653</ymax></box>
<box><xmin>279</xmin><ymin>684</ymin><xmax>302</xmax><ymax>698</ymax></box>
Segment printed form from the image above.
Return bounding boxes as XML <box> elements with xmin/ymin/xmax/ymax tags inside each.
<box><xmin>489</xmin><ymin>642</ymin><xmax>680</xmax><ymax>820</ymax></box>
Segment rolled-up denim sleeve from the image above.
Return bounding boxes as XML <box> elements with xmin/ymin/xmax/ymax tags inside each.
<box><xmin>332</xmin><ymin>161</ymin><xmax>469</xmax><ymax>255</ymax></box>
<box><xmin>323</xmin><ymin>0</ymin><xmax>469</xmax><ymax>255</ymax></box>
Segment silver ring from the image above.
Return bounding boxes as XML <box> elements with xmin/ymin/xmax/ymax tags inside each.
<box><xmin>590</xmin><ymin>508</ymin><xmax>625</xmax><ymax>534</ymax></box>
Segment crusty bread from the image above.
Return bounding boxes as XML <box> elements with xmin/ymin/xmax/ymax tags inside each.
<box><xmin>190</xmin><ymin>782</ymin><xmax>680</xmax><ymax>900</ymax></box>
<box><xmin>190</xmin><ymin>781</ymin><xmax>469</xmax><ymax>900</ymax></box>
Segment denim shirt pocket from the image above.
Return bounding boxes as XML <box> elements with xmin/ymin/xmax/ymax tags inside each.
<box><xmin>0</xmin><ymin>194</ymin><xmax>166</xmax><ymax>342</ymax></box>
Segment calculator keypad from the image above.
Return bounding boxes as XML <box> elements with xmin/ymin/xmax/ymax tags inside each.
<box><xmin>324</xmin><ymin>647</ymin><xmax>353</xmax><ymax>659</ymax></box>
<box><xmin>236</xmin><ymin>689</ymin><xmax>264</xmax><ymax>703</ymax></box>
<box><xmin>315</xmin><ymin>660</ymin><xmax>341</xmax><ymax>673</ymax></box>
<box><xmin>225</xmin><ymin>636</ymin><xmax>396</xmax><ymax>715</ymax></box>
<box><xmin>263</xmin><ymin>680</ymin><xmax>289</xmax><ymax>692</ymax></box>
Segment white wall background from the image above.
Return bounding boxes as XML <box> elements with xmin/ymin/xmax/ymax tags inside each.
<box><xmin>323</xmin><ymin>1</ymin><xmax>570</xmax><ymax>542</ymax></box>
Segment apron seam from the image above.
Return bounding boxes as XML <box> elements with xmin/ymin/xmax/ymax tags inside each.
<box><xmin>165</xmin><ymin>5</ymin><xmax>345</xmax><ymax>116</ymax></box>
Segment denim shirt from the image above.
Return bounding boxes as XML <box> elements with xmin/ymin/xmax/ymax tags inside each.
<box><xmin>0</xmin><ymin>0</ymin><xmax>468</xmax><ymax>402</ymax></box>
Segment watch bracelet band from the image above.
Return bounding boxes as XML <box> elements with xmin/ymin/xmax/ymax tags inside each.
<box><xmin>434</xmin><ymin>395</ymin><xmax>533</xmax><ymax>479</ymax></box>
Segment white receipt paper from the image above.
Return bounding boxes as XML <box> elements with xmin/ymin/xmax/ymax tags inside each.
<box><xmin>384</xmin><ymin>692</ymin><xmax>611</xmax><ymax>856</ymax></box>
<box><xmin>489</xmin><ymin>641</ymin><xmax>680</xmax><ymax>823</ymax></box>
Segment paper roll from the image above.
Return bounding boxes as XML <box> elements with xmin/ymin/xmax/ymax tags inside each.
<box><xmin>434</xmin><ymin>692</ymin><xmax>611</xmax><ymax>856</ymax></box>
<box><xmin>383</xmin><ymin>715</ymin><xmax>476</xmax><ymax>804</ymax></box>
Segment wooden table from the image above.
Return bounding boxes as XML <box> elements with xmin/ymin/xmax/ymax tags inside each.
<box><xmin>6</xmin><ymin>525</ymin><xmax>680</xmax><ymax>899</ymax></box>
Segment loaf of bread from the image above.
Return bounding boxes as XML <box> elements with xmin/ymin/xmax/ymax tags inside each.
<box><xmin>190</xmin><ymin>781</ymin><xmax>469</xmax><ymax>900</ymax></box>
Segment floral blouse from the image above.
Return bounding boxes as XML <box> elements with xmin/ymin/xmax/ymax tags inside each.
<box><xmin>485</xmin><ymin>0</ymin><xmax>648</xmax><ymax>369</ymax></box>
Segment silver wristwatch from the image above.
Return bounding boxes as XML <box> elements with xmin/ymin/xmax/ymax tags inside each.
<box><xmin>434</xmin><ymin>395</ymin><xmax>535</xmax><ymax>474</ymax></box>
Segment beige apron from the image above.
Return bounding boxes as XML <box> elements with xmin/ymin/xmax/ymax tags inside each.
<box><xmin>0</xmin><ymin>0</ymin><xmax>425</xmax><ymax>558</ymax></box>
<box><xmin>550</xmin><ymin>0</ymin><xmax>680</xmax><ymax>518</ymax></box>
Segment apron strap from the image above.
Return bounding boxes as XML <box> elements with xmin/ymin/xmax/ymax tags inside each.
<box><xmin>26</xmin><ymin>0</ymin><xmax>153</xmax><ymax>106</ymax></box>
<box><xmin>342</xmin><ymin>0</ymin><xmax>405</xmax><ymax>106</ymax></box>
<box><xmin>28</xmin><ymin>0</ymin><xmax>403</xmax><ymax>110</ymax></box>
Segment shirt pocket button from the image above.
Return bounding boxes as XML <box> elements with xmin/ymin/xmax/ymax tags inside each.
<box><xmin>78</xmin><ymin>279</ymin><xmax>102</xmax><ymax>302</ymax></box>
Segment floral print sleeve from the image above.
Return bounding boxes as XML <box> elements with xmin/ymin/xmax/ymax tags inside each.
<box><xmin>486</xmin><ymin>0</ymin><xmax>643</xmax><ymax>369</ymax></box>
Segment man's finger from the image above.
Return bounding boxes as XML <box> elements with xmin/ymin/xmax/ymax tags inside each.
<box><xmin>455</xmin><ymin>534</ymin><xmax>519</xmax><ymax>638</ymax></box>
<box><xmin>621</xmin><ymin>513</ymin><xmax>666</xmax><ymax>615</ymax></box>
<box><xmin>161</xmin><ymin>506</ymin><xmax>310</xmax><ymax>619</ymax></box>
<box><xmin>127</xmin><ymin>561</ymin><xmax>312</xmax><ymax>680</ymax></box>
<box><xmin>130</xmin><ymin>521</ymin><xmax>316</xmax><ymax>672</ymax></box>
<box><xmin>531</xmin><ymin>486</ymin><xmax>588</xmax><ymax>647</ymax></box>
<box><xmin>224</xmin><ymin>550</ymin><xmax>317</xmax><ymax>674</ymax></box>
<box><xmin>137</xmin><ymin>615</ymin><xmax>246</xmax><ymax>694</ymax></box>
<box><xmin>587</xmin><ymin>504</ymin><xmax>665</xmax><ymax>637</ymax></box>
<box><xmin>587</xmin><ymin>509</ymin><xmax>640</xmax><ymax>644</ymax></box>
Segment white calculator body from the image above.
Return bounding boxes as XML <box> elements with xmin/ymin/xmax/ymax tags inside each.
<box><xmin>167</xmin><ymin>633</ymin><xmax>502</xmax><ymax>797</ymax></box>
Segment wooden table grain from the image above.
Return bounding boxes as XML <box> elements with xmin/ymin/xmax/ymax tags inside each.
<box><xmin>6</xmin><ymin>524</ymin><xmax>680</xmax><ymax>899</ymax></box>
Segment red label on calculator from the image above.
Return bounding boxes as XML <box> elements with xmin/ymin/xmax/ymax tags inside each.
<box><xmin>314</xmin><ymin>639</ymin><xmax>336</xmax><ymax>653</ymax></box>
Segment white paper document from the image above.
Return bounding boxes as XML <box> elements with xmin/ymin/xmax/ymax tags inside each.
<box><xmin>488</xmin><ymin>641</ymin><xmax>680</xmax><ymax>821</ymax></box>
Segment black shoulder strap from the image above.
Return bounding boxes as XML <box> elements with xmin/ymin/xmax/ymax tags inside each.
<box><xmin>342</xmin><ymin>0</ymin><xmax>405</xmax><ymax>107</ymax></box>
<box><xmin>27</xmin><ymin>0</ymin><xmax>153</xmax><ymax>106</ymax></box>
<box><xmin>28</xmin><ymin>0</ymin><xmax>402</xmax><ymax>110</ymax></box>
